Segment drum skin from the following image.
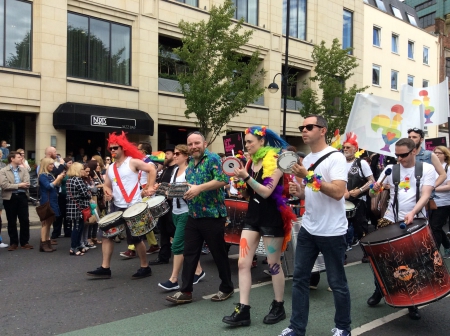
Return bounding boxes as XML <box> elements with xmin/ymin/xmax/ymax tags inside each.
<box><xmin>224</xmin><ymin>199</ymin><xmax>248</xmax><ymax>245</ymax></box>
<box><xmin>123</xmin><ymin>202</ymin><xmax>156</xmax><ymax>237</ymax></box>
<box><xmin>361</xmin><ymin>219</ymin><xmax>450</xmax><ymax>307</ymax></box>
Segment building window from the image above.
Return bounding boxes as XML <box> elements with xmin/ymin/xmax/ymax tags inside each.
<box><xmin>391</xmin><ymin>6</ymin><xmax>403</xmax><ymax>19</ymax></box>
<box><xmin>446</xmin><ymin>58</ymin><xmax>450</xmax><ymax>78</ymax></box>
<box><xmin>375</xmin><ymin>0</ymin><xmax>386</xmax><ymax>11</ymax></box>
<box><xmin>343</xmin><ymin>10</ymin><xmax>353</xmax><ymax>54</ymax></box>
<box><xmin>392</xmin><ymin>34</ymin><xmax>398</xmax><ymax>53</ymax></box>
<box><xmin>408</xmin><ymin>75</ymin><xmax>414</xmax><ymax>87</ymax></box>
<box><xmin>373</xmin><ymin>27</ymin><xmax>381</xmax><ymax>47</ymax></box>
<box><xmin>419</xmin><ymin>12</ymin><xmax>436</xmax><ymax>28</ymax></box>
<box><xmin>373</xmin><ymin>65</ymin><xmax>381</xmax><ymax>85</ymax></box>
<box><xmin>423</xmin><ymin>47</ymin><xmax>429</xmax><ymax>64</ymax></box>
<box><xmin>407</xmin><ymin>13</ymin><xmax>418</xmax><ymax>26</ymax></box>
<box><xmin>415</xmin><ymin>0</ymin><xmax>436</xmax><ymax>11</ymax></box>
<box><xmin>233</xmin><ymin>0</ymin><xmax>258</xmax><ymax>26</ymax></box>
<box><xmin>423</xmin><ymin>79</ymin><xmax>429</xmax><ymax>87</ymax></box>
<box><xmin>67</xmin><ymin>12</ymin><xmax>131</xmax><ymax>86</ymax></box>
<box><xmin>282</xmin><ymin>0</ymin><xmax>306</xmax><ymax>40</ymax></box>
<box><xmin>0</xmin><ymin>0</ymin><xmax>32</xmax><ymax>70</ymax></box>
<box><xmin>408</xmin><ymin>41</ymin><xmax>414</xmax><ymax>59</ymax></box>
<box><xmin>391</xmin><ymin>70</ymin><xmax>398</xmax><ymax>90</ymax></box>
<box><xmin>176</xmin><ymin>0</ymin><xmax>198</xmax><ymax>6</ymax></box>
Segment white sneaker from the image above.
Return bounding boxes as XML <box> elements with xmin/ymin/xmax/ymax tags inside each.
<box><xmin>0</xmin><ymin>242</ymin><xmax>8</xmax><ymax>248</ymax></box>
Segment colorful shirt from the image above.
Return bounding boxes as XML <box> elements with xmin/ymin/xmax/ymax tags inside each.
<box><xmin>185</xmin><ymin>149</ymin><xmax>229</xmax><ymax>218</ymax></box>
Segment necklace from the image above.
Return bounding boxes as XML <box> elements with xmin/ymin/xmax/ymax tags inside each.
<box><xmin>252</xmin><ymin>162</ymin><xmax>261</xmax><ymax>180</ymax></box>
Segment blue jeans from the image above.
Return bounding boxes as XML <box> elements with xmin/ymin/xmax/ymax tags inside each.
<box><xmin>290</xmin><ymin>227</ymin><xmax>351</xmax><ymax>335</ymax></box>
<box><xmin>70</xmin><ymin>218</ymin><xmax>84</xmax><ymax>250</ymax></box>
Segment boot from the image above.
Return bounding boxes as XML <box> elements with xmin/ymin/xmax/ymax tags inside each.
<box><xmin>47</xmin><ymin>240</ymin><xmax>56</xmax><ymax>251</ymax></box>
<box><xmin>222</xmin><ymin>303</ymin><xmax>251</xmax><ymax>326</ymax></box>
<box><xmin>263</xmin><ymin>300</ymin><xmax>286</xmax><ymax>324</ymax></box>
<box><xmin>40</xmin><ymin>240</ymin><xmax>53</xmax><ymax>252</ymax></box>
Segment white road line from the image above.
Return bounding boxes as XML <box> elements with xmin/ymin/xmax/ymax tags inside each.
<box><xmin>202</xmin><ymin>280</ymin><xmax>273</xmax><ymax>300</ymax></box>
<box><xmin>351</xmin><ymin>309</ymin><xmax>410</xmax><ymax>335</ymax></box>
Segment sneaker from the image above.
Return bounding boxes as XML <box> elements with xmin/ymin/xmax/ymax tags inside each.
<box><xmin>0</xmin><ymin>242</ymin><xmax>8</xmax><ymax>248</ymax></box>
<box><xmin>166</xmin><ymin>291</ymin><xmax>193</xmax><ymax>304</ymax></box>
<box><xmin>85</xmin><ymin>243</ymin><xmax>96</xmax><ymax>249</ymax></box>
<box><xmin>309</xmin><ymin>285</ymin><xmax>318</xmax><ymax>290</ymax></box>
<box><xmin>327</xmin><ymin>287</ymin><xmax>333</xmax><ymax>292</ymax></box>
<box><xmin>193</xmin><ymin>271</ymin><xmax>206</xmax><ymax>285</ymax></box>
<box><xmin>443</xmin><ymin>248</ymin><xmax>450</xmax><ymax>259</ymax></box>
<box><xmin>131</xmin><ymin>266</ymin><xmax>152</xmax><ymax>279</ymax></box>
<box><xmin>201</xmin><ymin>246</ymin><xmax>210</xmax><ymax>255</ymax></box>
<box><xmin>263</xmin><ymin>270</ymin><xmax>271</xmax><ymax>276</ymax></box>
<box><xmin>352</xmin><ymin>239</ymin><xmax>360</xmax><ymax>247</ymax></box>
<box><xmin>87</xmin><ymin>267</ymin><xmax>111</xmax><ymax>279</ymax></box>
<box><xmin>278</xmin><ymin>327</ymin><xmax>297</xmax><ymax>336</ymax></box>
<box><xmin>120</xmin><ymin>249</ymin><xmax>137</xmax><ymax>258</ymax></box>
<box><xmin>211</xmin><ymin>290</ymin><xmax>234</xmax><ymax>302</ymax></box>
<box><xmin>146</xmin><ymin>245</ymin><xmax>160</xmax><ymax>254</ymax></box>
<box><xmin>158</xmin><ymin>280</ymin><xmax>180</xmax><ymax>291</ymax></box>
<box><xmin>331</xmin><ymin>328</ymin><xmax>351</xmax><ymax>336</ymax></box>
<box><xmin>346</xmin><ymin>245</ymin><xmax>352</xmax><ymax>251</ymax></box>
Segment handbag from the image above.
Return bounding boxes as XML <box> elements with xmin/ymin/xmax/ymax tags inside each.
<box><xmin>67</xmin><ymin>180</ymin><xmax>91</xmax><ymax>222</ymax></box>
<box><xmin>35</xmin><ymin>192</ymin><xmax>55</xmax><ymax>221</ymax></box>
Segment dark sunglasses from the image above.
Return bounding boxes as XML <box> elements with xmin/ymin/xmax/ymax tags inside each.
<box><xmin>407</xmin><ymin>128</ymin><xmax>424</xmax><ymax>138</ymax></box>
<box><xmin>395</xmin><ymin>149</ymin><xmax>413</xmax><ymax>159</ymax></box>
<box><xmin>174</xmin><ymin>152</ymin><xmax>181</xmax><ymax>156</ymax></box>
<box><xmin>109</xmin><ymin>146</ymin><xmax>120</xmax><ymax>151</ymax></box>
<box><xmin>299</xmin><ymin>124</ymin><xmax>324</xmax><ymax>132</ymax></box>
<box><xmin>343</xmin><ymin>146</ymin><xmax>353</xmax><ymax>150</ymax></box>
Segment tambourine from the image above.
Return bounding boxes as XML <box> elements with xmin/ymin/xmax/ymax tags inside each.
<box><xmin>222</xmin><ymin>157</ymin><xmax>243</xmax><ymax>176</ymax></box>
<box><xmin>277</xmin><ymin>151</ymin><xmax>300</xmax><ymax>174</ymax></box>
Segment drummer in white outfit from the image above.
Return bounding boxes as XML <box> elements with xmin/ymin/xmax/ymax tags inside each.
<box><xmin>87</xmin><ymin>133</ymin><xmax>156</xmax><ymax>279</ymax></box>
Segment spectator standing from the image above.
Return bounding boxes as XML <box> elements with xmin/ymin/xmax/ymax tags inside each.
<box><xmin>0</xmin><ymin>140</ymin><xmax>9</xmax><ymax>158</ymax></box>
<box><xmin>16</xmin><ymin>149</ymin><xmax>31</xmax><ymax>172</ymax></box>
<box><xmin>0</xmin><ymin>150</ymin><xmax>6</xmax><ymax>248</ymax></box>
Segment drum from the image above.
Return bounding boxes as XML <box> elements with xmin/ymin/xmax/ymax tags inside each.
<box><xmin>144</xmin><ymin>195</ymin><xmax>170</xmax><ymax>218</ymax></box>
<box><xmin>155</xmin><ymin>182</ymin><xmax>170</xmax><ymax>197</ymax></box>
<box><xmin>98</xmin><ymin>211</ymin><xmax>125</xmax><ymax>238</ymax></box>
<box><xmin>224</xmin><ymin>199</ymin><xmax>248</xmax><ymax>245</ymax></box>
<box><xmin>122</xmin><ymin>202</ymin><xmax>156</xmax><ymax>237</ymax></box>
<box><xmin>222</xmin><ymin>157</ymin><xmax>242</xmax><ymax>176</ymax></box>
<box><xmin>345</xmin><ymin>201</ymin><xmax>357</xmax><ymax>218</ymax></box>
<box><xmin>277</xmin><ymin>151</ymin><xmax>299</xmax><ymax>174</ymax></box>
<box><xmin>360</xmin><ymin>219</ymin><xmax>450</xmax><ymax>308</ymax></box>
<box><xmin>167</xmin><ymin>183</ymin><xmax>190</xmax><ymax>198</ymax></box>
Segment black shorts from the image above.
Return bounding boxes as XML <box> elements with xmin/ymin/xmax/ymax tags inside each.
<box><xmin>243</xmin><ymin>224</ymin><xmax>284</xmax><ymax>237</ymax></box>
<box><xmin>100</xmin><ymin>203</ymin><xmax>143</xmax><ymax>245</ymax></box>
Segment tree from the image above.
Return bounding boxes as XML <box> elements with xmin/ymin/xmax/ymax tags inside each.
<box><xmin>6</xmin><ymin>31</ymin><xmax>31</xmax><ymax>70</ymax></box>
<box><xmin>173</xmin><ymin>0</ymin><xmax>265</xmax><ymax>144</ymax></box>
<box><xmin>298</xmin><ymin>38</ymin><xmax>368</xmax><ymax>142</ymax></box>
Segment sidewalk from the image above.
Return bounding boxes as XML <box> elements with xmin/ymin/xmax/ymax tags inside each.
<box><xmin>0</xmin><ymin>204</ymin><xmax>42</xmax><ymax>226</ymax></box>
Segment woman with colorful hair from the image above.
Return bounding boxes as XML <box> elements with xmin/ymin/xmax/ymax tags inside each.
<box><xmin>222</xmin><ymin>126</ymin><xmax>296</xmax><ymax>327</ymax></box>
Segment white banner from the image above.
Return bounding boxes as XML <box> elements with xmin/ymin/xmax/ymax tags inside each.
<box><xmin>400</xmin><ymin>78</ymin><xmax>449</xmax><ymax>126</ymax></box>
<box><xmin>344</xmin><ymin>93</ymin><xmax>423</xmax><ymax>156</ymax></box>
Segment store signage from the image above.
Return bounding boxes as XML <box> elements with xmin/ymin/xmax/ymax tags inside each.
<box><xmin>91</xmin><ymin>115</ymin><xmax>136</xmax><ymax>130</ymax></box>
<box><xmin>425</xmin><ymin>136</ymin><xmax>447</xmax><ymax>151</ymax></box>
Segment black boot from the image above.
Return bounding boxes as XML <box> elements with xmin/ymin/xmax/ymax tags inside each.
<box><xmin>408</xmin><ymin>306</ymin><xmax>421</xmax><ymax>320</ymax></box>
<box><xmin>263</xmin><ymin>300</ymin><xmax>286</xmax><ymax>324</ymax></box>
<box><xmin>367</xmin><ymin>290</ymin><xmax>383</xmax><ymax>306</ymax></box>
<box><xmin>222</xmin><ymin>303</ymin><xmax>251</xmax><ymax>326</ymax></box>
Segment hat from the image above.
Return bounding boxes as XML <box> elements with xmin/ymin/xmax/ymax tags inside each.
<box><xmin>296</xmin><ymin>151</ymin><xmax>306</xmax><ymax>158</ymax></box>
<box><xmin>164</xmin><ymin>144</ymin><xmax>176</xmax><ymax>153</ymax></box>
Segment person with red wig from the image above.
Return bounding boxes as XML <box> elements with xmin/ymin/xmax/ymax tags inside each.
<box><xmin>87</xmin><ymin>132</ymin><xmax>157</xmax><ymax>279</ymax></box>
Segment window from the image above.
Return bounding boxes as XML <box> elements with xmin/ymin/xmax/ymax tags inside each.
<box><xmin>415</xmin><ymin>0</ymin><xmax>436</xmax><ymax>11</ymax></box>
<box><xmin>423</xmin><ymin>79</ymin><xmax>429</xmax><ymax>88</ymax></box>
<box><xmin>67</xmin><ymin>12</ymin><xmax>131</xmax><ymax>86</ymax></box>
<box><xmin>233</xmin><ymin>0</ymin><xmax>258</xmax><ymax>26</ymax></box>
<box><xmin>375</xmin><ymin>0</ymin><xmax>386</xmax><ymax>11</ymax></box>
<box><xmin>408</xmin><ymin>41</ymin><xmax>414</xmax><ymax>59</ymax></box>
<box><xmin>282</xmin><ymin>0</ymin><xmax>306</xmax><ymax>40</ymax></box>
<box><xmin>0</xmin><ymin>0</ymin><xmax>32</xmax><ymax>70</ymax></box>
<box><xmin>176</xmin><ymin>0</ymin><xmax>198</xmax><ymax>6</ymax></box>
<box><xmin>373</xmin><ymin>27</ymin><xmax>381</xmax><ymax>47</ymax></box>
<box><xmin>342</xmin><ymin>10</ymin><xmax>353</xmax><ymax>54</ymax></box>
<box><xmin>446</xmin><ymin>58</ymin><xmax>450</xmax><ymax>79</ymax></box>
<box><xmin>407</xmin><ymin>13</ymin><xmax>418</xmax><ymax>26</ymax></box>
<box><xmin>372</xmin><ymin>65</ymin><xmax>381</xmax><ymax>85</ymax></box>
<box><xmin>408</xmin><ymin>75</ymin><xmax>414</xmax><ymax>87</ymax></box>
<box><xmin>391</xmin><ymin>70</ymin><xmax>398</xmax><ymax>90</ymax></box>
<box><xmin>419</xmin><ymin>12</ymin><xmax>436</xmax><ymax>28</ymax></box>
<box><xmin>391</xmin><ymin>6</ymin><xmax>403</xmax><ymax>19</ymax></box>
<box><xmin>423</xmin><ymin>47</ymin><xmax>429</xmax><ymax>64</ymax></box>
<box><xmin>391</xmin><ymin>34</ymin><xmax>398</xmax><ymax>53</ymax></box>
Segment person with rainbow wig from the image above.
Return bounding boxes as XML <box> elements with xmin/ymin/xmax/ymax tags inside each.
<box><xmin>222</xmin><ymin>126</ymin><xmax>296</xmax><ymax>327</ymax></box>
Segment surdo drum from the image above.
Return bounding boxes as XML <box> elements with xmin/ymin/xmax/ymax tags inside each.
<box><xmin>98</xmin><ymin>211</ymin><xmax>126</xmax><ymax>238</ymax></box>
<box><xmin>224</xmin><ymin>199</ymin><xmax>248</xmax><ymax>245</ymax></box>
<box><xmin>122</xmin><ymin>202</ymin><xmax>157</xmax><ymax>237</ymax></box>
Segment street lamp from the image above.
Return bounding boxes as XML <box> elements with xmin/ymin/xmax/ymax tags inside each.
<box><xmin>268</xmin><ymin>73</ymin><xmax>281</xmax><ymax>93</ymax></box>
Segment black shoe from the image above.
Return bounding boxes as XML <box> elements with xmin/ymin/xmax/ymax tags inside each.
<box><xmin>131</xmin><ymin>266</ymin><xmax>152</xmax><ymax>279</ymax></box>
<box><xmin>263</xmin><ymin>300</ymin><xmax>286</xmax><ymax>324</ymax></box>
<box><xmin>367</xmin><ymin>290</ymin><xmax>382</xmax><ymax>306</ymax></box>
<box><xmin>408</xmin><ymin>307</ymin><xmax>421</xmax><ymax>320</ymax></box>
<box><xmin>222</xmin><ymin>303</ymin><xmax>251</xmax><ymax>326</ymax></box>
<box><xmin>361</xmin><ymin>256</ymin><xmax>370</xmax><ymax>263</ymax></box>
<box><xmin>148</xmin><ymin>258</ymin><xmax>169</xmax><ymax>265</ymax></box>
<box><xmin>87</xmin><ymin>267</ymin><xmax>111</xmax><ymax>279</ymax></box>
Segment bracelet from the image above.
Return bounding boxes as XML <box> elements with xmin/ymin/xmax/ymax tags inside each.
<box><xmin>359</xmin><ymin>188</ymin><xmax>363</xmax><ymax>193</ymax></box>
<box><xmin>302</xmin><ymin>171</ymin><xmax>322</xmax><ymax>192</ymax></box>
<box><xmin>243</xmin><ymin>175</ymin><xmax>251</xmax><ymax>182</ymax></box>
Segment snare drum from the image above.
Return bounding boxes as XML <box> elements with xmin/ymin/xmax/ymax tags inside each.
<box><xmin>122</xmin><ymin>202</ymin><xmax>156</xmax><ymax>237</ymax></box>
<box><xmin>277</xmin><ymin>151</ymin><xmax>299</xmax><ymax>174</ymax></box>
<box><xmin>144</xmin><ymin>195</ymin><xmax>170</xmax><ymax>218</ymax></box>
<box><xmin>155</xmin><ymin>182</ymin><xmax>170</xmax><ymax>197</ymax></box>
<box><xmin>222</xmin><ymin>157</ymin><xmax>243</xmax><ymax>176</ymax></box>
<box><xmin>224</xmin><ymin>199</ymin><xmax>248</xmax><ymax>245</ymax></box>
<box><xmin>345</xmin><ymin>201</ymin><xmax>357</xmax><ymax>218</ymax></box>
<box><xmin>167</xmin><ymin>183</ymin><xmax>190</xmax><ymax>199</ymax></box>
<box><xmin>361</xmin><ymin>219</ymin><xmax>450</xmax><ymax>308</ymax></box>
<box><xmin>98</xmin><ymin>211</ymin><xmax>125</xmax><ymax>238</ymax></box>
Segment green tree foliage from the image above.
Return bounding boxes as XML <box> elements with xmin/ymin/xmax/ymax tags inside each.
<box><xmin>173</xmin><ymin>0</ymin><xmax>265</xmax><ymax>144</ymax></box>
<box><xmin>298</xmin><ymin>38</ymin><xmax>368</xmax><ymax>142</ymax></box>
<box><xmin>5</xmin><ymin>31</ymin><xmax>31</xmax><ymax>70</ymax></box>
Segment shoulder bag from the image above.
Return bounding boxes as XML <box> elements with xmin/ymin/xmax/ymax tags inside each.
<box><xmin>35</xmin><ymin>191</ymin><xmax>55</xmax><ymax>221</ymax></box>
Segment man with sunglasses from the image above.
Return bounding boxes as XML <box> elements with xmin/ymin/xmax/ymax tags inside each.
<box><xmin>367</xmin><ymin>138</ymin><xmax>435</xmax><ymax>320</ymax></box>
<box><xmin>283</xmin><ymin>115</ymin><xmax>351</xmax><ymax>336</ymax></box>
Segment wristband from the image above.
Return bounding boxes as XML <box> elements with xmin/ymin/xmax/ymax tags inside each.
<box><xmin>243</xmin><ymin>175</ymin><xmax>251</xmax><ymax>182</ymax></box>
<box><xmin>359</xmin><ymin>188</ymin><xmax>363</xmax><ymax>193</ymax></box>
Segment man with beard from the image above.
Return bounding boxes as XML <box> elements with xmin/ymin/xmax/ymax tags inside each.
<box><xmin>149</xmin><ymin>145</ymin><xmax>178</xmax><ymax>265</ymax></box>
<box><xmin>166</xmin><ymin>131</ymin><xmax>234</xmax><ymax>304</ymax></box>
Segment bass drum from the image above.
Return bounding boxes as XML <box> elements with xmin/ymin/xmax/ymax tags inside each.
<box><xmin>224</xmin><ymin>199</ymin><xmax>248</xmax><ymax>245</ymax></box>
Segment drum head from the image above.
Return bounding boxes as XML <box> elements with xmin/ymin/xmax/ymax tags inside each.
<box><xmin>277</xmin><ymin>151</ymin><xmax>299</xmax><ymax>173</ymax></box>
<box><xmin>146</xmin><ymin>196</ymin><xmax>165</xmax><ymax>207</ymax></box>
<box><xmin>98</xmin><ymin>211</ymin><xmax>123</xmax><ymax>224</ymax></box>
<box><xmin>123</xmin><ymin>202</ymin><xmax>148</xmax><ymax>217</ymax></box>
<box><xmin>345</xmin><ymin>201</ymin><xmax>355</xmax><ymax>210</ymax></box>
<box><xmin>222</xmin><ymin>157</ymin><xmax>242</xmax><ymax>176</ymax></box>
<box><xmin>361</xmin><ymin>218</ymin><xmax>427</xmax><ymax>244</ymax></box>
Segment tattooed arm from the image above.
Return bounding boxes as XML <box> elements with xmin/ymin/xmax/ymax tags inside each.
<box><xmin>235</xmin><ymin>167</ymin><xmax>283</xmax><ymax>199</ymax></box>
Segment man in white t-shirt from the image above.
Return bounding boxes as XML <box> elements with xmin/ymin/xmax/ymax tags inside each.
<box><xmin>278</xmin><ymin>115</ymin><xmax>351</xmax><ymax>336</ymax></box>
<box><xmin>367</xmin><ymin>138</ymin><xmax>435</xmax><ymax>320</ymax></box>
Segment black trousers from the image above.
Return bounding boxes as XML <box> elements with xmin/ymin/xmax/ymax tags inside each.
<box><xmin>430</xmin><ymin>205</ymin><xmax>450</xmax><ymax>250</ymax></box>
<box><xmin>157</xmin><ymin>211</ymin><xmax>175</xmax><ymax>262</ymax></box>
<box><xmin>181</xmin><ymin>216</ymin><xmax>234</xmax><ymax>293</ymax></box>
<box><xmin>3</xmin><ymin>193</ymin><xmax>30</xmax><ymax>246</ymax></box>
<box><xmin>348</xmin><ymin>199</ymin><xmax>369</xmax><ymax>240</ymax></box>
<box><xmin>52</xmin><ymin>194</ymin><xmax>68</xmax><ymax>238</ymax></box>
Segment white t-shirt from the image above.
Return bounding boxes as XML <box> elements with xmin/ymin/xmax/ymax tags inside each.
<box><xmin>379</xmin><ymin>163</ymin><xmax>435</xmax><ymax>222</ymax></box>
<box><xmin>302</xmin><ymin>146</ymin><xmax>348</xmax><ymax>236</ymax></box>
<box><xmin>346</xmin><ymin>159</ymin><xmax>373</xmax><ymax>201</ymax></box>
<box><xmin>171</xmin><ymin>167</ymin><xmax>189</xmax><ymax>215</ymax></box>
<box><xmin>434</xmin><ymin>162</ymin><xmax>450</xmax><ymax>207</ymax></box>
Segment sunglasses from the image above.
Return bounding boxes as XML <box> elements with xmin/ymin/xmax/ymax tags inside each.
<box><xmin>106</xmin><ymin>158</ymin><xmax>111</xmax><ymax>161</ymax></box>
<box><xmin>395</xmin><ymin>149</ymin><xmax>413</xmax><ymax>158</ymax></box>
<box><xmin>298</xmin><ymin>124</ymin><xmax>324</xmax><ymax>132</ymax></box>
<box><xmin>407</xmin><ymin>128</ymin><xmax>424</xmax><ymax>137</ymax></box>
<box><xmin>174</xmin><ymin>152</ymin><xmax>181</xmax><ymax>156</ymax></box>
<box><xmin>343</xmin><ymin>146</ymin><xmax>353</xmax><ymax>150</ymax></box>
<box><xmin>109</xmin><ymin>146</ymin><xmax>120</xmax><ymax>151</ymax></box>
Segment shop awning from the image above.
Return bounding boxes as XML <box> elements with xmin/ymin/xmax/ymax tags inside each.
<box><xmin>53</xmin><ymin>102</ymin><xmax>154</xmax><ymax>135</ymax></box>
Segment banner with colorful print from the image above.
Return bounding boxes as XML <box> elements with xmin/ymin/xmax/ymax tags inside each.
<box><xmin>344</xmin><ymin>93</ymin><xmax>423</xmax><ymax>157</ymax></box>
<box><xmin>400</xmin><ymin>78</ymin><xmax>449</xmax><ymax>126</ymax></box>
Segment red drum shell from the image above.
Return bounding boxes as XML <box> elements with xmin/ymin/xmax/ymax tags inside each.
<box><xmin>224</xmin><ymin>199</ymin><xmax>248</xmax><ymax>245</ymax></box>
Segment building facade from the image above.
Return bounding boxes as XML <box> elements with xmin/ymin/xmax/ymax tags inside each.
<box><xmin>404</xmin><ymin>0</ymin><xmax>450</xmax><ymax>29</ymax></box>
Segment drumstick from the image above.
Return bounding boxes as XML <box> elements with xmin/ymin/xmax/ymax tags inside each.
<box><xmin>369</xmin><ymin>168</ymin><xmax>392</xmax><ymax>193</ymax></box>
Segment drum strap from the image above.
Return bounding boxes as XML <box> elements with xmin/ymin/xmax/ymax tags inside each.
<box><xmin>392</xmin><ymin>162</ymin><xmax>423</xmax><ymax>222</ymax></box>
<box><xmin>113</xmin><ymin>163</ymin><xmax>139</xmax><ymax>204</ymax></box>
<box><xmin>307</xmin><ymin>151</ymin><xmax>339</xmax><ymax>172</ymax></box>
